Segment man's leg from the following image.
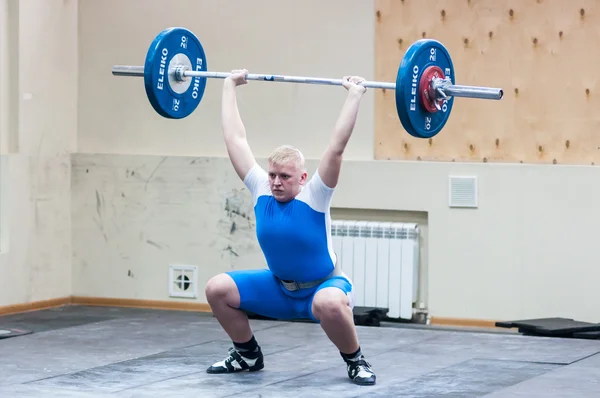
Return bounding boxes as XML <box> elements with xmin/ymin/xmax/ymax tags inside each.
<box><xmin>311</xmin><ymin>286</ymin><xmax>359</xmax><ymax>353</ymax></box>
<box><xmin>205</xmin><ymin>272</ymin><xmax>263</xmax><ymax>373</ymax></box>
<box><xmin>205</xmin><ymin>273</ymin><xmax>252</xmax><ymax>343</ymax></box>
<box><xmin>310</xmin><ymin>278</ymin><xmax>376</xmax><ymax>386</ymax></box>
<box><xmin>204</xmin><ymin>269</ymin><xmax>297</xmax><ymax>374</ymax></box>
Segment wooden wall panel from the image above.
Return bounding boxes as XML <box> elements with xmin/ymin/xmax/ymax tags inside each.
<box><xmin>374</xmin><ymin>0</ymin><xmax>600</xmax><ymax>164</ymax></box>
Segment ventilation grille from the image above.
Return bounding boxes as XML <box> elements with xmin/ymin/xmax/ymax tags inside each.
<box><xmin>169</xmin><ymin>265</ymin><xmax>198</xmax><ymax>298</ymax></box>
<box><xmin>448</xmin><ymin>176</ymin><xmax>478</xmax><ymax>208</ymax></box>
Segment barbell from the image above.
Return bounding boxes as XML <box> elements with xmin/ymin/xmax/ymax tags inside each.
<box><xmin>112</xmin><ymin>27</ymin><xmax>503</xmax><ymax>139</ymax></box>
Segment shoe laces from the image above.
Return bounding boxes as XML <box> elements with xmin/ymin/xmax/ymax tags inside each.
<box><xmin>348</xmin><ymin>357</ymin><xmax>373</xmax><ymax>376</ymax></box>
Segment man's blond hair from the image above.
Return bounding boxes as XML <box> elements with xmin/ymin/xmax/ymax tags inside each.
<box><xmin>268</xmin><ymin>145</ymin><xmax>305</xmax><ymax>170</ymax></box>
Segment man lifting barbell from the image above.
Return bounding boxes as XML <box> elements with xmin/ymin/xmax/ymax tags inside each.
<box><xmin>111</xmin><ymin>26</ymin><xmax>505</xmax><ymax>387</ymax></box>
<box><xmin>203</xmin><ymin>69</ymin><xmax>377</xmax><ymax>386</ymax></box>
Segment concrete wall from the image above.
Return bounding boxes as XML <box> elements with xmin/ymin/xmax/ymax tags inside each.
<box><xmin>0</xmin><ymin>0</ymin><xmax>76</xmax><ymax>307</ymax></box>
<box><xmin>3</xmin><ymin>0</ymin><xmax>600</xmax><ymax>325</ymax></box>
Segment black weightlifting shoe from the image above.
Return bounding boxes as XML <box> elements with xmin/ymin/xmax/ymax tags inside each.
<box><xmin>346</xmin><ymin>355</ymin><xmax>376</xmax><ymax>385</ymax></box>
<box><xmin>206</xmin><ymin>347</ymin><xmax>264</xmax><ymax>374</ymax></box>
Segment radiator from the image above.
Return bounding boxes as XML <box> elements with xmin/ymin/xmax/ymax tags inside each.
<box><xmin>331</xmin><ymin>220</ymin><xmax>420</xmax><ymax>320</ymax></box>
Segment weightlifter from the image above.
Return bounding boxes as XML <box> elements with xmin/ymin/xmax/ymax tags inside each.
<box><xmin>204</xmin><ymin>69</ymin><xmax>376</xmax><ymax>386</ymax></box>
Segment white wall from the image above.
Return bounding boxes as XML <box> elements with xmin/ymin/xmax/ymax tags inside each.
<box><xmin>0</xmin><ymin>0</ymin><xmax>77</xmax><ymax>307</ymax></box>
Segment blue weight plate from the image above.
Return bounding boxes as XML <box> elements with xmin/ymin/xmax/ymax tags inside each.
<box><xmin>144</xmin><ymin>27</ymin><xmax>207</xmax><ymax>119</ymax></box>
<box><xmin>395</xmin><ymin>39</ymin><xmax>455</xmax><ymax>138</ymax></box>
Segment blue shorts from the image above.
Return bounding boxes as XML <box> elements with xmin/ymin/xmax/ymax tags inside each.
<box><xmin>226</xmin><ymin>269</ymin><xmax>354</xmax><ymax>322</ymax></box>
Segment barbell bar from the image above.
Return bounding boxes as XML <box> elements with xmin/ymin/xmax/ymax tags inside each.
<box><xmin>112</xmin><ymin>66</ymin><xmax>501</xmax><ymax>100</ymax></box>
<box><xmin>111</xmin><ymin>27</ymin><xmax>504</xmax><ymax>139</ymax></box>
<box><xmin>112</xmin><ymin>66</ymin><xmax>399</xmax><ymax>90</ymax></box>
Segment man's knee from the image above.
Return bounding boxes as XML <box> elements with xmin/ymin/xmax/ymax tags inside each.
<box><xmin>205</xmin><ymin>273</ymin><xmax>240</xmax><ymax>307</ymax></box>
<box><xmin>311</xmin><ymin>287</ymin><xmax>350</xmax><ymax>321</ymax></box>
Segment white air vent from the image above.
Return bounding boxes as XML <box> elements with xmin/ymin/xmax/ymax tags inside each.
<box><xmin>448</xmin><ymin>175</ymin><xmax>478</xmax><ymax>208</ymax></box>
<box><xmin>169</xmin><ymin>265</ymin><xmax>198</xmax><ymax>298</ymax></box>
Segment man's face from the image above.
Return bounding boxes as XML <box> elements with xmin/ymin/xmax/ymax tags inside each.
<box><xmin>268</xmin><ymin>161</ymin><xmax>307</xmax><ymax>202</ymax></box>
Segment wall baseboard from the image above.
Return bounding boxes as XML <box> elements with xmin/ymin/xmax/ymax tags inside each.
<box><xmin>0</xmin><ymin>296</ymin><xmax>211</xmax><ymax>316</ymax></box>
<box><xmin>70</xmin><ymin>296</ymin><xmax>212</xmax><ymax>312</ymax></box>
<box><xmin>0</xmin><ymin>297</ymin><xmax>71</xmax><ymax>316</ymax></box>
<box><xmin>429</xmin><ymin>316</ymin><xmax>498</xmax><ymax>328</ymax></box>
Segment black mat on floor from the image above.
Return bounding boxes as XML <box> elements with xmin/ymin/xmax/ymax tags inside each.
<box><xmin>573</xmin><ymin>331</ymin><xmax>600</xmax><ymax>339</ymax></box>
<box><xmin>0</xmin><ymin>328</ymin><xmax>32</xmax><ymax>339</ymax></box>
<box><xmin>353</xmin><ymin>306</ymin><xmax>388</xmax><ymax>326</ymax></box>
<box><xmin>496</xmin><ymin>317</ymin><xmax>600</xmax><ymax>339</ymax></box>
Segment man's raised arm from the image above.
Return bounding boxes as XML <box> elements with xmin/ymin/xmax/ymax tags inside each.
<box><xmin>221</xmin><ymin>69</ymin><xmax>257</xmax><ymax>181</ymax></box>
<box><xmin>318</xmin><ymin>76</ymin><xmax>367</xmax><ymax>188</ymax></box>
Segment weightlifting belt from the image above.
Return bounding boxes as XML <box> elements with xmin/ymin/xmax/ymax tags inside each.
<box><xmin>278</xmin><ymin>261</ymin><xmax>341</xmax><ymax>292</ymax></box>
<box><xmin>279</xmin><ymin>275</ymin><xmax>330</xmax><ymax>292</ymax></box>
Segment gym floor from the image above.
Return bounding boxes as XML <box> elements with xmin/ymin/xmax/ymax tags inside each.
<box><xmin>1</xmin><ymin>306</ymin><xmax>599</xmax><ymax>397</ymax></box>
